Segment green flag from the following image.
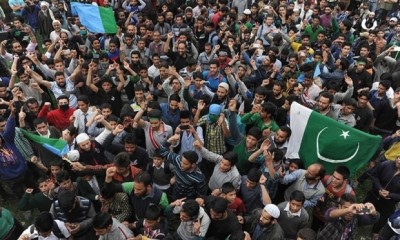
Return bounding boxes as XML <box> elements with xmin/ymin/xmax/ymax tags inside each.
<box><xmin>20</xmin><ymin>129</ymin><xmax>69</xmax><ymax>157</ymax></box>
<box><xmin>286</xmin><ymin>102</ymin><xmax>382</xmax><ymax>175</ymax></box>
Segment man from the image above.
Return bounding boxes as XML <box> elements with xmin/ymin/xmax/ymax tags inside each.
<box><xmin>37</xmin><ymin>96</ymin><xmax>74</xmax><ymax>131</ymax></box>
<box><xmin>92</xmin><ymin>212</ymin><xmax>133</xmax><ymax>240</ymax></box>
<box><xmin>154</xmin><ymin>14</ymin><xmax>171</xmax><ymax>41</ymax></box>
<box><xmin>201</xmin><ymin>60</ymin><xmax>227</xmax><ymax>92</ymax></box>
<box><xmin>28</xmin><ymin>68</ymin><xmax>78</xmax><ymax>108</ymax></box>
<box><xmin>267</xmin><ymin>126</ymin><xmax>291</xmax><ymax>155</ymax></box>
<box><xmin>18</xmin><ymin>212</ymin><xmax>71</xmax><ymax>240</ymax></box>
<box><xmin>311</xmin><ymin>165</ymin><xmax>355</xmax><ymax>232</ymax></box>
<box><xmin>168</xmin><ymin>199</ymin><xmax>211</xmax><ymax>239</ymax></box>
<box><xmin>265</xmin><ymin>82</ymin><xmax>286</xmax><ymax>109</ymax></box>
<box><xmin>318</xmin><ymin>194</ymin><xmax>379</xmax><ymax>240</ymax></box>
<box><xmin>369</xmin><ymin>80</ymin><xmax>390</xmax><ymax>111</ymax></box>
<box><xmin>0</xmin><ymin>102</ymin><xmax>28</xmax><ymax>199</ymax></box>
<box><xmin>72</xmin><ymin>95</ymin><xmax>95</xmax><ymax>134</ymax></box>
<box><xmin>104</xmin><ymin>168</ymin><xmax>168</xmax><ymax>221</ymax></box>
<box><xmin>50</xmin><ymin>190</ymin><xmax>96</xmax><ymax>239</ymax></box>
<box><xmin>159</xmin><ymin>141</ymin><xmax>206</xmax><ymax>200</ymax></box>
<box><xmin>160</xmin><ymin>93</ymin><xmax>182</xmax><ymax>131</ymax></box>
<box><xmin>109</xmin><ymin>152</ymin><xmax>142</xmax><ymax>183</ymax></box>
<box><xmin>194</xmin><ymin>140</ymin><xmax>241</xmax><ymax>191</ymax></box>
<box><xmin>197</xmin><ymin>43</ymin><xmax>218</xmax><ymax>71</ymax></box>
<box><xmin>372</xmin><ymin>86</ymin><xmax>400</xmax><ymax>136</ymax></box>
<box><xmin>104</xmin><ymin>129</ymin><xmax>150</xmax><ymax>170</ymax></box>
<box><xmin>164</xmin><ymin>32</ymin><xmax>189</xmax><ymax>70</ymax></box>
<box><xmin>24</xmin><ymin>118</ymin><xmax>61</xmax><ymax>168</ymax></box>
<box><xmin>148</xmin><ymin>53</ymin><xmax>162</xmax><ymax>79</ymax></box>
<box><xmin>282</xmin><ymin>163</ymin><xmax>326</xmax><ymax>209</ymax></box>
<box><xmin>134</xmin><ymin>108</ymin><xmax>173</xmax><ymax>158</ymax></box>
<box><xmin>347</xmin><ymin>57</ymin><xmax>372</xmax><ymax>98</ymax></box>
<box><xmin>246</xmin><ymin>204</ymin><xmax>285</xmax><ymax>240</ymax></box>
<box><xmin>277</xmin><ymin>191</ymin><xmax>309</xmax><ymax>239</ymax></box>
<box><xmin>364</xmin><ymin>157</ymin><xmax>400</xmax><ymax>239</ymax></box>
<box><xmin>206</xmin><ymin>197</ymin><xmax>242</xmax><ymax>239</ymax></box>
<box><xmin>240</xmin><ymin>168</ymin><xmax>271</xmax><ymax>213</ymax></box>
<box><xmin>336</xmin><ymin>98</ymin><xmax>357</xmax><ymax>127</ymax></box>
<box><xmin>315</xmin><ymin>92</ymin><xmax>340</xmax><ymax>119</ymax></box>
<box><xmin>168</xmin><ymin>110</ymin><xmax>204</xmax><ymax>160</ymax></box>
<box><xmin>319</xmin><ymin>57</ymin><xmax>350</xmax><ymax>85</ymax></box>
<box><xmin>303</xmin><ymin>72</ymin><xmax>321</xmax><ymax>101</ymax></box>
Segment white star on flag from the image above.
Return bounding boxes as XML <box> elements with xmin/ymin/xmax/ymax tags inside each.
<box><xmin>340</xmin><ymin>130</ymin><xmax>350</xmax><ymax>139</ymax></box>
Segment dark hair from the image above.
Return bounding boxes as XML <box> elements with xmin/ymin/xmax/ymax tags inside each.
<box><xmin>34</xmin><ymin>212</ymin><xmax>54</xmax><ymax>233</ymax></box>
<box><xmin>279</xmin><ymin>125</ymin><xmax>292</xmax><ymax>139</ymax></box>
<box><xmin>54</xmin><ymin>71</ymin><xmax>64</xmax><ymax>78</ymax></box>
<box><xmin>210</xmin><ymin>197</ymin><xmax>228</xmax><ymax>214</ymax></box>
<box><xmin>93</xmin><ymin>212</ymin><xmax>113</xmax><ymax>229</ymax></box>
<box><xmin>134</xmin><ymin>84</ymin><xmax>145</xmax><ymax>92</ymax></box>
<box><xmin>169</xmin><ymin>93</ymin><xmax>181</xmax><ymax>103</ymax></box>
<box><xmin>261</xmin><ymin>102</ymin><xmax>277</xmax><ymax>118</ymax></box>
<box><xmin>247</xmin><ymin>168</ymin><xmax>262</xmax><ymax>182</ymax></box>
<box><xmin>148</xmin><ymin>109</ymin><xmax>162</xmax><ymax>119</ymax></box>
<box><xmin>33</xmin><ymin>117</ymin><xmax>48</xmax><ymax>127</ymax></box>
<box><xmin>358</xmin><ymin>90</ymin><xmax>369</xmax><ymax>99</ymax></box>
<box><xmin>57</xmin><ymin>95</ymin><xmax>69</xmax><ymax>103</ymax></box>
<box><xmin>145</xmin><ymin>204</ymin><xmax>162</xmax><ymax>220</ymax></box>
<box><xmin>180</xmin><ymin>110</ymin><xmax>191</xmax><ymax>119</ymax></box>
<box><xmin>26</xmin><ymin>98</ymin><xmax>39</xmax><ymax>106</ymax></box>
<box><xmin>134</xmin><ymin>171</ymin><xmax>152</xmax><ymax>187</ymax></box>
<box><xmin>270</xmin><ymin>148</ymin><xmax>284</xmax><ymax>162</ymax></box>
<box><xmin>37</xmin><ymin>176</ymin><xmax>50</xmax><ymax>185</ymax></box>
<box><xmin>56</xmin><ymin>170</ymin><xmax>71</xmax><ymax>183</ymax></box>
<box><xmin>228</xmin><ymin>230</ymin><xmax>247</xmax><ymax>240</ymax></box>
<box><xmin>340</xmin><ymin>193</ymin><xmax>356</xmax><ymax>204</ymax></box>
<box><xmin>100</xmin><ymin>186</ymin><xmax>116</xmax><ymax>199</ymax></box>
<box><xmin>100</xmin><ymin>103</ymin><xmax>112</xmax><ymax>110</ymax></box>
<box><xmin>58</xmin><ymin>189</ymin><xmax>76</xmax><ymax>211</ymax></box>
<box><xmin>181</xmin><ymin>199</ymin><xmax>200</xmax><ymax>218</ymax></box>
<box><xmin>297</xmin><ymin>228</ymin><xmax>317</xmax><ymax>240</ymax></box>
<box><xmin>114</xmin><ymin>152</ymin><xmax>131</xmax><ymax>168</ymax></box>
<box><xmin>339</xmin><ymin>58</ymin><xmax>350</xmax><ymax>70</ymax></box>
<box><xmin>326</xmin><ymin>80</ymin><xmax>340</xmax><ymax>92</ymax></box>
<box><xmin>50</xmin><ymin>159</ymin><xmax>64</xmax><ymax>168</ymax></box>
<box><xmin>124</xmin><ymin>133</ymin><xmax>137</xmax><ymax>145</ymax></box>
<box><xmin>182</xmin><ymin>151</ymin><xmax>198</xmax><ymax>164</ymax></box>
<box><xmin>380</xmin><ymin>73</ymin><xmax>393</xmax><ymax>82</ymax></box>
<box><xmin>379</xmin><ymin>80</ymin><xmax>391</xmax><ymax>90</ymax></box>
<box><xmin>192</xmin><ymin>71</ymin><xmax>204</xmax><ymax>80</ymax></box>
<box><xmin>289</xmin><ymin>190</ymin><xmax>306</xmax><ymax>203</ymax></box>
<box><xmin>77</xmin><ymin>95</ymin><xmax>90</xmax><ymax>105</ymax></box>
<box><xmin>221</xmin><ymin>182</ymin><xmax>236</xmax><ymax>194</ymax></box>
<box><xmin>289</xmin><ymin>158</ymin><xmax>304</xmax><ymax>169</ymax></box>
<box><xmin>222</xmin><ymin>151</ymin><xmax>238</xmax><ymax>166</ymax></box>
<box><xmin>319</xmin><ymin>91</ymin><xmax>334</xmax><ymax>103</ymax></box>
<box><xmin>255</xmin><ymin>86</ymin><xmax>267</xmax><ymax>96</ymax></box>
<box><xmin>342</xmin><ymin>98</ymin><xmax>357</xmax><ymax>108</ymax></box>
<box><xmin>335</xmin><ymin>165</ymin><xmax>350</xmax><ymax>180</ymax></box>
<box><xmin>247</xmin><ymin>127</ymin><xmax>262</xmax><ymax>140</ymax></box>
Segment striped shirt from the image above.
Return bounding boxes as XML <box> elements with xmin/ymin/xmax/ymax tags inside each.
<box><xmin>159</xmin><ymin>146</ymin><xmax>206</xmax><ymax>199</ymax></box>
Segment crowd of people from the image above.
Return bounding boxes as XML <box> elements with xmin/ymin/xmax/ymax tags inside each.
<box><xmin>1</xmin><ymin>0</ymin><xmax>400</xmax><ymax>239</ymax></box>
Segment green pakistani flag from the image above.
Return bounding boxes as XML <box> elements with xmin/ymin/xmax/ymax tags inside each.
<box><xmin>286</xmin><ymin>102</ymin><xmax>382</xmax><ymax>176</ymax></box>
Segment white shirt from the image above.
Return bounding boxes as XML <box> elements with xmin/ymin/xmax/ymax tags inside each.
<box><xmin>19</xmin><ymin>220</ymin><xmax>71</xmax><ymax>240</ymax></box>
<box><xmin>148</xmin><ymin>65</ymin><xmax>160</xmax><ymax>79</ymax></box>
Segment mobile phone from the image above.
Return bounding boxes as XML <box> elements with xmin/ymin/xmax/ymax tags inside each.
<box><xmin>180</xmin><ymin>125</ymin><xmax>190</xmax><ymax>130</ymax></box>
<box><xmin>356</xmin><ymin>206</ymin><xmax>370</xmax><ymax>214</ymax></box>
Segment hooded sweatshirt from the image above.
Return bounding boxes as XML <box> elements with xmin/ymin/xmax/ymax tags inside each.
<box><xmin>0</xmin><ymin>116</ymin><xmax>27</xmax><ymax>180</ymax></box>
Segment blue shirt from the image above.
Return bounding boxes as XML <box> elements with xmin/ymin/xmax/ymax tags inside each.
<box><xmin>202</xmin><ymin>71</ymin><xmax>227</xmax><ymax>92</ymax></box>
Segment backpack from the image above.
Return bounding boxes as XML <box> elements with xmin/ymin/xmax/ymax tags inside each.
<box><xmin>30</xmin><ymin>221</ymin><xmax>65</xmax><ymax>240</ymax></box>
